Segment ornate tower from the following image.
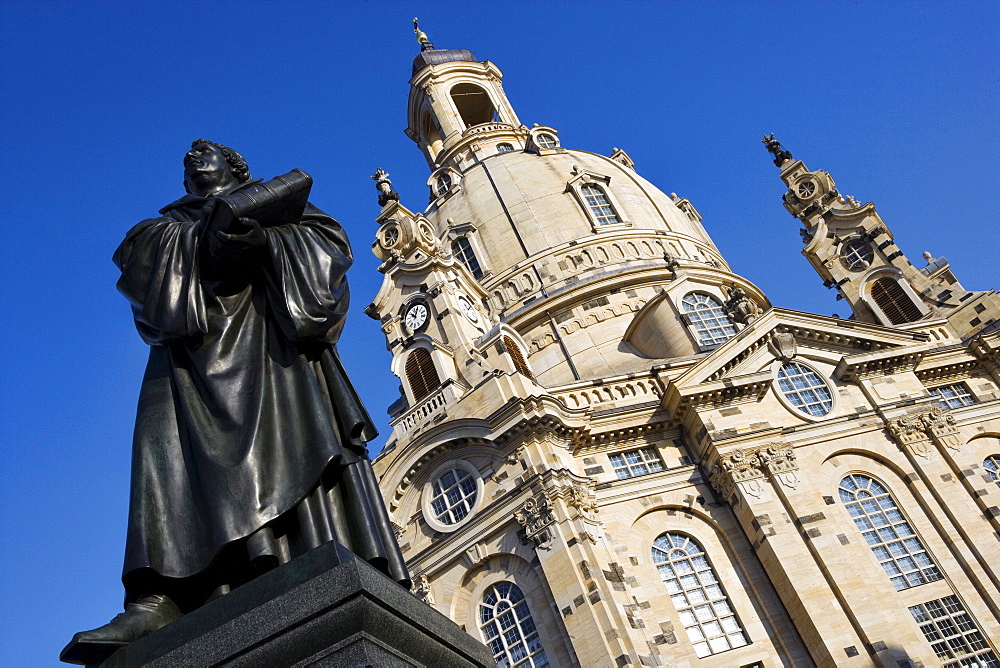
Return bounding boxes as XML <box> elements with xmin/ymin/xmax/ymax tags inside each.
<box><xmin>763</xmin><ymin>134</ymin><xmax>999</xmax><ymax>338</ymax></box>
<box><xmin>368</xmin><ymin>30</ymin><xmax>1000</xmax><ymax>668</ymax></box>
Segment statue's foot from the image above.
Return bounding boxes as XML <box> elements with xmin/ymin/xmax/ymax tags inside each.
<box><xmin>59</xmin><ymin>594</ymin><xmax>182</xmax><ymax>665</ymax></box>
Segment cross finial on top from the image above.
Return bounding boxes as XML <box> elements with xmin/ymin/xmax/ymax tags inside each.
<box><xmin>413</xmin><ymin>18</ymin><xmax>433</xmax><ymax>51</ymax></box>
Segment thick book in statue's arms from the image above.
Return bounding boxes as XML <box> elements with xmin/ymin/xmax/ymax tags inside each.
<box><xmin>206</xmin><ymin>169</ymin><xmax>313</xmax><ymax>233</ymax></box>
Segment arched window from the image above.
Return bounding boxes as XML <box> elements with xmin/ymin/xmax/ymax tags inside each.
<box><xmin>776</xmin><ymin>362</ymin><xmax>833</xmax><ymax>417</ymax></box>
<box><xmin>479</xmin><ymin>582</ymin><xmax>548</xmax><ymax>667</ymax></box>
<box><xmin>452</xmin><ymin>237</ymin><xmax>483</xmax><ymax>279</ymax></box>
<box><xmin>681</xmin><ymin>293</ymin><xmax>736</xmax><ymax>347</ymax></box>
<box><xmin>652</xmin><ymin>533</ymin><xmax>748</xmax><ymax>657</ymax></box>
<box><xmin>984</xmin><ymin>456</ymin><xmax>1000</xmax><ymax>488</ymax></box>
<box><xmin>496</xmin><ymin>143</ymin><xmax>515</xmax><ymax>153</ymax></box>
<box><xmin>579</xmin><ymin>183</ymin><xmax>621</xmax><ymax>225</ymax></box>
<box><xmin>839</xmin><ymin>474</ymin><xmax>942</xmax><ymax>591</ymax></box>
<box><xmin>536</xmin><ymin>133</ymin><xmax>558</xmax><ymax>149</ymax></box>
<box><xmin>504</xmin><ymin>336</ymin><xmax>532</xmax><ymax>378</ymax></box>
<box><xmin>436</xmin><ymin>172</ymin><xmax>452</xmax><ymax>197</ymax></box>
<box><xmin>451</xmin><ymin>83</ymin><xmax>498</xmax><ymax>128</ymax></box>
<box><xmin>405</xmin><ymin>348</ymin><xmax>440</xmax><ymax>402</ymax></box>
<box><xmin>429</xmin><ymin>466</ymin><xmax>478</xmax><ymax>525</ymax></box>
<box><xmin>871</xmin><ymin>277</ymin><xmax>922</xmax><ymax>324</ymax></box>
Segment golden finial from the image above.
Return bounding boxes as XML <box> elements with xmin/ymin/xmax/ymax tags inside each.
<box><xmin>413</xmin><ymin>18</ymin><xmax>429</xmax><ymax>46</ymax></box>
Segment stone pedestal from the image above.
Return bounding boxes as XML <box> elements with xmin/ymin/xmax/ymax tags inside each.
<box><xmin>97</xmin><ymin>541</ymin><xmax>493</xmax><ymax>667</ymax></box>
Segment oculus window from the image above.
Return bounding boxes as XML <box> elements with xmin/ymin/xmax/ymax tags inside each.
<box><xmin>841</xmin><ymin>238</ymin><xmax>874</xmax><ymax>271</ymax></box>
<box><xmin>652</xmin><ymin>533</ymin><xmax>749</xmax><ymax>657</ymax></box>
<box><xmin>429</xmin><ymin>465</ymin><xmax>478</xmax><ymax>526</ymax></box>
<box><xmin>776</xmin><ymin>362</ymin><xmax>833</xmax><ymax>417</ymax></box>
<box><xmin>839</xmin><ymin>474</ymin><xmax>942</xmax><ymax>591</ymax></box>
<box><xmin>479</xmin><ymin>582</ymin><xmax>548</xmax><ymax>668</ymax></box>
<box><xmin>681</xmin><ymin>293</ymin><xmax>736</xmax><ymax>347</ymax></box>
<box><xmin>436</xmin><ymin>172</ymin><xmax>452</xmax><ymax>197</ymax></box>
<box><xmin>535</xmin><ymin>133</ymin><xmax>558</xmax><ymax>149</ymax></box>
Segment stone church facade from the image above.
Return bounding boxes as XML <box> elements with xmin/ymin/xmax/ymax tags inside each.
<box><xmin>367</xmin><ymin>35</ymin><xmax>1000</xmax><ymax>668</ymax></box>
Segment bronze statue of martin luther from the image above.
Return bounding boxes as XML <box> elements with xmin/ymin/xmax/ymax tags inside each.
<box><xmin>61</xmin><ymin>140</ymin><xmax>409</xmax><ymax>665</ymax></box>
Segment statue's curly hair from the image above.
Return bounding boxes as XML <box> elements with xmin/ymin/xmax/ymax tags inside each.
<box><xmin>191</xmin><ymin>139</ymin><xmax>252</xmax><ymax>183</ymax></box>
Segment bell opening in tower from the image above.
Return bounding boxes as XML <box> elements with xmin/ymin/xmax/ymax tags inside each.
<box><xmin>450</xmin><ymin>83</ymin><xmax>499</xmax><ymax>128</ymax></box>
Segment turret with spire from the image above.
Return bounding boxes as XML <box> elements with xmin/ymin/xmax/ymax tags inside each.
<box><xmin>765</xmin><ymin>137</ymin><xmax>997</xmax><ymax>338</ymax></box>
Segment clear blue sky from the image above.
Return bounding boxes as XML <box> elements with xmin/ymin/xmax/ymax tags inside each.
<box><xmin>1</xmin><ymin>2</ymin><xmax>996</xmax><ymax>664</ymax></box>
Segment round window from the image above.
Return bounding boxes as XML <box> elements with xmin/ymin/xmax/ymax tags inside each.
<box><xmin>422</xmin><ymin>461</ymin><xmax>483</xmax><ymax>532</ymax></box>
<box><xmin>775</xmin><ymin>361</ymin><xmax>833</xmax><ymax>418</ymax></box>
<box><xmin>841</xmin><ymin>238</ymin><xmax>874</xmax><ymax>271</ymax></box>
<box><xmin>536</xmin><ymin>133</ymin><xmax>558</xmax><ymax>149</ymax></box>
<box><xmin>436</xmin><ymin>172</ymin><xmax>452</xmax><ymax>196</ymax></box>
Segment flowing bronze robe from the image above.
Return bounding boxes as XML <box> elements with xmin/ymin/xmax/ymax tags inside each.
<box><xmin>113</xmin><ymin>185</ymin><xmax>407</xmax><ymax>608</ymax></box>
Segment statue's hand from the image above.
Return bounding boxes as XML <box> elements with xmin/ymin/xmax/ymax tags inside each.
<box><xmin>210</xmin><ymin>218</ymin><xmax>266</xmax><ymax>262</ymax></box>
<box><xmin>218</xmin><ymin>217</ymin><xmax>265</xmax><ymax>247</ymax></box>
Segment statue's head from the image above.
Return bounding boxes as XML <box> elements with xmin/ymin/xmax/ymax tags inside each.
<box><xmin>183</xmin><ymin>139</ymin><xmax>252</xmax><ymax>195</ymax></box>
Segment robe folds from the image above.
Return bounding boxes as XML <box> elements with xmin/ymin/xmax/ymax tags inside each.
<box><xmin>113</xmin><ymin>185</ymin><xmax>408</xmax><ymax>608</ymax></box>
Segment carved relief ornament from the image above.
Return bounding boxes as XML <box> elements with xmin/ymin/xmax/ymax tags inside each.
<box><xmin>709</xmin><ymin>442</ymin><xmax>798</xmax><ymax>502</ymax></box>
<box><xmin>888</xmin><ymin>406</ymin><xmax>961</xmax><ymax>456</ymax></box>
<box><xmin>514</xmin><ymin>495</ymin><xmax>556</xmax><ymax>548</ymax></box>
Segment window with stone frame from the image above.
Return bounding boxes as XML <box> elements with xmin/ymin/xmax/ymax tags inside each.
<box><xmin>579</xmin><ymin>183</ymin><xmax>621</xmax><ymax>226</ymax></box>
<box><xmin>452</xmin><ymin>237</ymin><xmax>484</xmax><ymax>279</ymax></box>
<box><xmin>839</xmin><ymin>474</ymin><xmax>942</xmax><ymax>591</ymax></box>
<box><xmin>984</xmin><ymin>455</ymin><xmax>1000</xmax><ymax>488</ymax></box>
<box><xmin>496</xmin><ymin>143</ymin><xmax>515</xmax><ymax>153</ymax></box>
<box><xmin>503</xmin><ymin>336</ymin><xmax>533</xmax><ymax>378</ymax></box>
<box><xmin>435</xmin><ymin>172</ymin><xmax>453</xmax><ymax>197</ymax></box>
<box><xmin>681</xmin><ymin>292</ymin><xmax>736</xmax><ymax>347</ymax></box>
<box><xmin>870</xmin><ymin>276</ymin><xmax>922</xmax><ymax>324</ymax></box>
<box><xmin>405</xmin><ymin>348</ymin><xmax>440</xmax><ymax>403</ymax></box>
<box><xmin>479</xmin><ymin>581</ymin><xmax>549</xmax><ymax>668</ymax></box>
<box><xmin>652</xmin><ymin>533</ymin><xmax>749</xmax><ymax>658</ymax></box>
<box><xmin>928</xmin><ymin>383</ymin><xmax>977</xmax><ymax>410</ymax></box>
<box><xmin>535</xmin><ymin>132</ymin><xmax>558</xmax><ymax>149</ymax></box>
<box><xmin>608</xmin><ymin>446</ymin><xmax>664</xmax><ymax>480</ymax></box>
<box><xmin>428</xmin><ymin>465</ymin><xmax>478</xmax><ymax>526</ymax></box>
<box><xmin>776</xmin><ymin>361</ymin><xmax>834</xmax><ymax>418</ymax></box>
<box><xmin>908</xmin><ymin>595</ymin><xmax>996</xmax><ymax>665</ymax></box>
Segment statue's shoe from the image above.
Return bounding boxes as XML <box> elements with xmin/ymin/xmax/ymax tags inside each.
<box><xmin>59</xmin><ymin>594</ymin><xmax>182</xmax><ymax>665</ymax></box>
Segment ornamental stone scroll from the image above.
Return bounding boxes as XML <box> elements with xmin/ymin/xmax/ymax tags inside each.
<box><xmin>888</xmin><ymin>406</ymin><xmax>961</xmax><ymax>458</ymax></box>
<box><xmin>709</xmin><ymin>442</ymin><xmax>799</xmax><ymax>503</ymax></box>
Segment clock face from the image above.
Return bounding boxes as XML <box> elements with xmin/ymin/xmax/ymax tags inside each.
<box><xmin>405</xmin><ymin>303</ymin><xmax>429</xmax><ymax>331</ymax></box>
<box><xmin>458</xmin><ymin>296</ymin><xmax>479</xmax><ymax>323</ymax></box>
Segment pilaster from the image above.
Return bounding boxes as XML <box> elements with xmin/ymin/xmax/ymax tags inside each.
<box><xmin>512</xmin><ymin>468</ymin><xmax>651</xmax><ymax>666</ymax></box>
<box><xmin>709</xmin><ymin>443</ymin><xmax>874</xmax><ymax>665</ymax></box>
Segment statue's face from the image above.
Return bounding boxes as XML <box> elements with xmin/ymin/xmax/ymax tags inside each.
<box><xmin>184</xmin><ymin>143</ymin><xmax>230</xmax><ymax>182</ymax></box>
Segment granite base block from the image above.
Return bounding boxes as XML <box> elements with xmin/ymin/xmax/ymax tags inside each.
<box><xmin>96</xmin><ymin>541</ymin><xmax>493</xmax><ymax>667</ymax></box>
